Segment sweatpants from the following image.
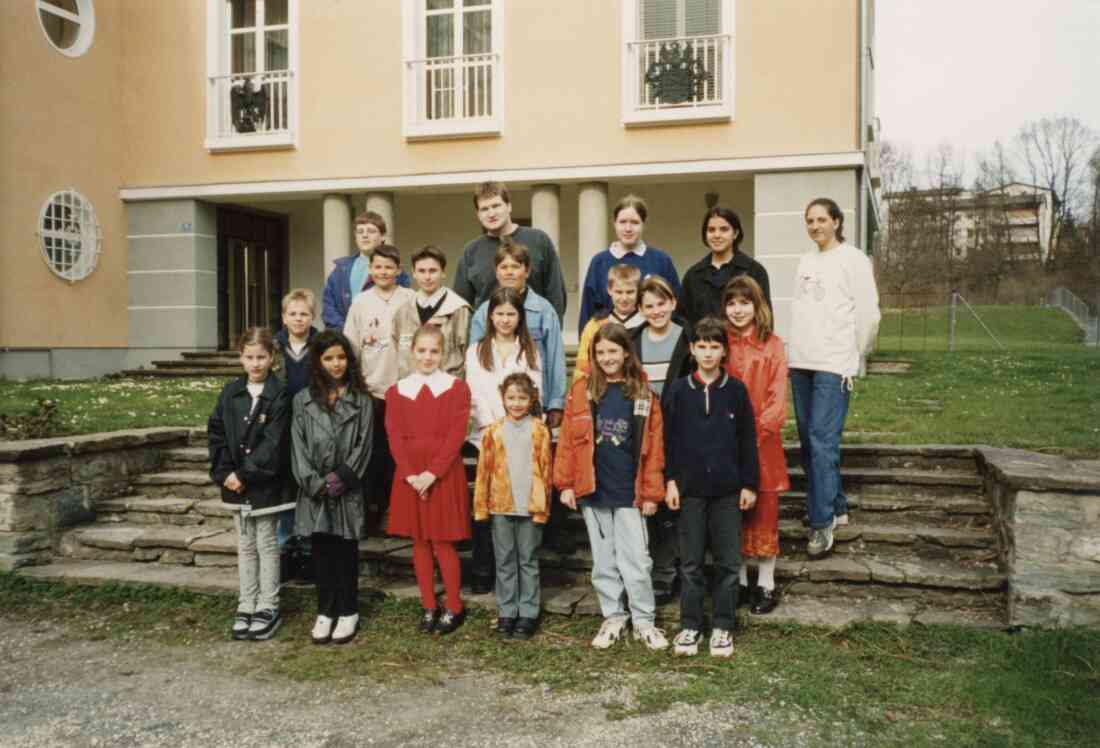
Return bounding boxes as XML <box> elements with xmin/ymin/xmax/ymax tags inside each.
<box><xmin>235</xmin><ymin>512</ymin><xmax>280</xmax><ymax>614</ymax></box>
<box><xmin>491</xmin><ymin>515</ymin><xmax>543</xmax><ymax>619</ymax></box>
<box><xmin>581</xmin><ymin>504</ymin><xmax>656</xmax><ymax>627</ymax></box>
<box><xmin>312</xmin><ymin>533</ymin><xmax>360</xmax><ymax>618</ymax></box>
<box><xmin>678</xmin><ymin>494</ymin><xmax>742</xmax><ymax>631</ymax></box>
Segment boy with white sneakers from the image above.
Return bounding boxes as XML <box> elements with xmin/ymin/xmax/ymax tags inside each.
<box><xmin>661</xmin><ymin>317</ymin><xmax>760</xmax><ymax>657</ymax></box>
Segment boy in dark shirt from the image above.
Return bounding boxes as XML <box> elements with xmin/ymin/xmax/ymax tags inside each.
<box><xmin>661</xmin><ymin>317</ymin><xmax>759</xmax><ymax>658</ymax></box>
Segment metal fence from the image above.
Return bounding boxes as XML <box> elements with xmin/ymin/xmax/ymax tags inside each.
<box><xmin>1047</xmin><ymin>286</ymin><xmax>1100</xmax><ymax>346</ymax></box>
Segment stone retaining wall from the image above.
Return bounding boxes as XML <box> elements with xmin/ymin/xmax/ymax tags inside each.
<box><xmin>979</xmin><ymin>448</ymin><xmax>1100</xmax><ymax>627</ymax></box>
<box><xmin>0</xmin><ymin>428</ymin><xmax>191</xmax><ymax>571</ymax></box>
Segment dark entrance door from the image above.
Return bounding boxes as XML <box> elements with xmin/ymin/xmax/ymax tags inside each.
<box><xmin>217</xmin><ymin>207</ymin><xmax>288</xmax><ymax>351</ymax></box>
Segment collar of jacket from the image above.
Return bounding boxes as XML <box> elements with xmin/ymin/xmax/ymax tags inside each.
<box><xmin>688</xmin><ymin>371</ymin><xmax>729</xmax><ymax>390</ymax></box>
<box><xmin>227</xmin><ymin>375</ymin><xmax>282</xmax><ymax>401</ymax></box>
<box><xmin>274</xmin><ymin>325</ymin><xmax>318</xmax><ymax>348</ymax></box>
<box><xmin>687</xmin><ymin>249</ymin><xmax>754</xmax><ymax>277</ymax></box>
<box><xmin>728</xmin><ymin>327</ymin><xmax>766</xmax><ymax>350</ymax></box>
<box><xmin>299</xmin><ymin>387</ymin><xmax>366</xmax><ymax>426</ymax></box>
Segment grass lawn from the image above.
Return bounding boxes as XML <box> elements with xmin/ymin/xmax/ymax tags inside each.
<box><xmin>1</xmin><ymin>306</ymin><xmax>1097</xmax><ymax>456</ymax></box>
<box><xmin>2</xmin><ymin>574</ymin><xmax>1097</xmax><ymax>746</ymax></box>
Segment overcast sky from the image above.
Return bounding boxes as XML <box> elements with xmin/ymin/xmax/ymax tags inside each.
<box><xmin>876</xmin><ymin>0</ymin><xmax>1100</xmax><ymax>167</ymax></box>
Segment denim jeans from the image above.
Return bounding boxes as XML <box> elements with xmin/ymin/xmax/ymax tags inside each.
<box><xmin>789</xmin><ymin>369</ymin><xmax>850</xmax><ymax>530</ymax></box>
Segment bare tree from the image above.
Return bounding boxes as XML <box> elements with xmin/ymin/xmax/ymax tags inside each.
<box><xmin>1015</xmin><ymin>117</ymin><xmax>1097</xmax><ymax>249</ymax></box>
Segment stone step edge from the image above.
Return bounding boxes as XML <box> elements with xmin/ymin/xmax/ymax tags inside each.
<box><xmin>15</xmin><ymin>561</ymin><xmax>1007</xmax><ymax>630</ymax></box>
<box><xmin>70</xmin><ymin>527</ymin><xmax>1004</xmax><ymax>593</ymax></box>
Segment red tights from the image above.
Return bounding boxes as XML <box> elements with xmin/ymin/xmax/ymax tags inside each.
<box><xmin>412</xmin><ymin>539</ymin><xmax>463</xmax><ymax>614</ymax></box>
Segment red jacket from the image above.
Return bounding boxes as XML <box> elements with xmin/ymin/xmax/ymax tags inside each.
<box><xmin>725</xmin><ymin>327</ymin><xmax>791</xmax><ymax>493</ymax></box>
<box><xmin>552</xmin><ymin>377</ymin><xmax>666</xmax><ymax>506</ymax></box>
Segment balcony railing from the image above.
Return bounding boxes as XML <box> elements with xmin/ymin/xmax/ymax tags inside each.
<box><xmin>625</xmin><ymin>33</ymin><xmax>731</xmax><ymax>121</ymax></box>
<box><xmin>207</xmin><ymin>69</ymin><xmax>294</xmax><ymax>149</ymax></box>
<box><xmin>404</xmin><ymin>53</ymin><xmax>500</xmax><ymax>139</ymax></box>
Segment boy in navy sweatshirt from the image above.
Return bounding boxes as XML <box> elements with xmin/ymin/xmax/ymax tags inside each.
<box><xmin>661</xmin><ymin>316</ymin><xmax>759</xmax><ymax>658</ymax></box>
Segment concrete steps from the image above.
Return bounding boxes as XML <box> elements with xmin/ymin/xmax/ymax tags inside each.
<box><xmin>51</xmin><ymin>443</ymin><xmax>1008</xmax><ymax>626</ymax></box>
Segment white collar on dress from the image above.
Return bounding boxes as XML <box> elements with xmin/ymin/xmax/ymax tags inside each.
<box><xmin>396</xmin><ymin>369</ymin><xmax>456</xmax><ymax>399</ymax></box>
<box><xmin>417</xmin><ymin>287</ymin><xmax>447</xmax><ymax>308</ymax></box>
<box><xmin>609</xmin><ymin>241</ymin><xmax>647</xmax><ymax>260</ymax></box>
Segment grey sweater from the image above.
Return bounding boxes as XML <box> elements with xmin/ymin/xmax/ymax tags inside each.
<box><xmin>453</xmin><ymin>226</ymin><xmax>567</xmax><ymax>321</ymax></box>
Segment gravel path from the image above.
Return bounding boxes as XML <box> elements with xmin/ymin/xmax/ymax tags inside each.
<box><xmin>0</xmin><ymin>616</ymin><xmax>855</xmax><ymax>748</ymax></box>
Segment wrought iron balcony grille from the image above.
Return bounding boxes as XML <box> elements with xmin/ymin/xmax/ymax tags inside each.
<box><xmin>628</xmin><ymin>33</ymin><xmax>729</xmax><ymax>111</ymax></box>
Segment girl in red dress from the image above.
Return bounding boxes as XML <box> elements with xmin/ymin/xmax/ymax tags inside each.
<box><xmin>723</xmin><ymin>276</ymin><xmax>790</xmax><ymax>615</ymax></box>
<box><xmin>386</xmin><ymin>324</ymin><xmax>473</xmax><ymax>635</ymax></box>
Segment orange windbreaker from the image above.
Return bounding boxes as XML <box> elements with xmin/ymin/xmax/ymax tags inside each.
<box><xmin>552</xmin><ymin>376</ymin><xmax>666</xmax><ymax>506</ymax></box>
<box><xmin>725</xmin><ymin>327</ymin><xmax>791</xmax><ymax>493</ymax></box>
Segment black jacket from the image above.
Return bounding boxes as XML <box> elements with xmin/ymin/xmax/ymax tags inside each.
<box><xmin>629</xmin><ymin>318</ymin><xmax>695</xmax><ymax>384</ymax></box>
<box><xmin>679</xmin><ymin>251</ymin><xmax>772</xmax><ymax>326</ymax></box>
<box><xmin>661</xmin><ymin>372</ymin><xmax>760</xmax><ymax>498</ymax></box>
<box><xmin>207</xmin><ymin>376</ymin><xmax>291</xmax><ymax>508</ymax></box>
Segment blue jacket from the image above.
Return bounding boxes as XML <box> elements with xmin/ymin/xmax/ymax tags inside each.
<box><xmin>469</xmin><ymin>288</ymin><xmax>567</xmax><ymax>411</ymax></box>
<box><xmin>273</xmin><ymin>326</ymin><xmax>318</xmax><ymax>400</ymax></box>
<box><xmin>661</xmin><ymin>372</ymin><xmax>760</xmax><ymax>498</ymax></box>
<box><xmin>579</xmin><ymin>245</ymin><xmax>683</xmax><ymax>332</ymax></box>
<box><xmin>322</xmin><ymin>255</ymin><xmax>412</xmax><ymax>330</ymax></box>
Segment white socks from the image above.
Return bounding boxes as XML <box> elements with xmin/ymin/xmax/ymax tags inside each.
<box><xmin>758</xmin><ymin>556</ymin><xmax>776</xmax><ymax>591</ymax></box>
<box><xmin>740</xmin><ymin>556</ymin><xmax>777</xmax><ymax>590</ymax></box>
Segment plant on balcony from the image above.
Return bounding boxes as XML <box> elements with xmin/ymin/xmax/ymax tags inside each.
<box><xmin>230</xmin><ymin>78</ymin><xmax>270</xmax><ymax>134</ymax></box>
<box><xmin>644</xmin><ymin>42</ymin><xmax>707</xmax><ymax>105</ymax></box>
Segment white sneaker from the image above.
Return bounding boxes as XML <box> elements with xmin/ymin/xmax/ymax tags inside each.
<box><xmin>709</xmin><ymin>628</ymin><xmax>734</xmax><ymax>658</ymax></box>
<box><xmin>331</xmin><ymin>614</ymin><xmax>359</xmax><ymax>645</ymax></box>
<box><xmin>311</xmin><ymin>615</ymin><xmax>334</xmax><ymax>644</ymax></box>
<box><xmin>672</xmin><ymin>628</ymin><xmax>701</xmax><ymax>656</ymax></box>
<box><xmin>835</xmin><ymin>513</ymin><xmax>850</xmax><ymax>527</ymax></box>
<box><xmin>591</xmin><ymin>617</ymin><xmax>628</xmax><ymax>649</ymax></box>
<box><xmin>633</xmin><ymin>625</ymin><xmax>670</xmax><ymax>651</ymax></box>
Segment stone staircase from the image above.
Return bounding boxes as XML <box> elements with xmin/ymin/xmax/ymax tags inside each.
<box><xmin>119</xmin><ymin>347</ymin><xmax>584</xmax><ymax>379</ymax></box>
<box><xmin>46</xmin><ymin>435</ymin><xmax>1007</xmax><ymax>628</ymax></box>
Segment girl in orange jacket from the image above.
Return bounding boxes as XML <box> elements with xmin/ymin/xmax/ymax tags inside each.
<box><xmin>553</xmin><ymin>323</ymin><xmax>669</xmax><ymax>651</ymax></box>
<box><xmin>723</xmin><ymin>276</ymin><xmax>791</xmax><ymax>615</ymax></box>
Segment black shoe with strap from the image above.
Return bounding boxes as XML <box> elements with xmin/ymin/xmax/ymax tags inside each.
<box><xmin>434</xmin><ymin>608</ymin><xmax>466</xmax><ymax>635</ymax></box>
<box><xmin>511</xmin><ymin>617</ymin><xmax>539</xmax><ymax>640</ymax></box>
<box><xmin>419</xmin><ymin>607</ymin><xmax>440</xmax><ymax>634</ymax></box>
<box><xmin>750</xmin><ymin>586</ymin><xmax>780</xmax><ymax>615</ymax></box>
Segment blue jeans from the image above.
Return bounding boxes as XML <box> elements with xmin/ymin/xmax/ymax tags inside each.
<box><xmin>789</xmin><ymin>369</ymin><xmax>850</xmax><ymax>530</ymax></box>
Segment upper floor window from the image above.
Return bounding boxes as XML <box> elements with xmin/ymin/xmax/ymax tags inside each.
<box><xmin>621</xmin><ymin>0</ymin><xmax>734</xmax><ymax>127</ymax></box>
<box><xmin>205</xmin><ymin>0</ymin><xmax>298</xmax><ymax>151</ymax></box>
<box><xmin>402</xmin><ymin>0</ymin><xmax>502</xmax><ymax>141</ymax></box>
<box><xmin>37</xmin><ymin>0</ymin><xmax>96</xmax><ymax>58</ymax></box>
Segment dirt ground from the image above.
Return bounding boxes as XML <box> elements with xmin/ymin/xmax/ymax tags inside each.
<box><xmin>0</xmin><ymin>614</ymin><xmax>853</xmax><ymax>748</ymax></box>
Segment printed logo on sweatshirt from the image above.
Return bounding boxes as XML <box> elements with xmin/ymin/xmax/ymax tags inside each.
<box><xmin>798</xmin><ymin>273</ymin><xmax>826</xmax><ymax>302</ymax></box>
<box><xmin>596</xmin><ymin>414</ymin><xmax>630</xmax><ymax>447</ymax></box>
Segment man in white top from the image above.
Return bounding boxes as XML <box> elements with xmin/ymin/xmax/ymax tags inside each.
<box><xmin>787</xmin><ymin>197</ymin><xmax>880</xmax><ymax>561</ymax></box>
<box><xmin>344</xmin><ymin>244</ymin><xmax>417</xmax><ymax>531</ymax></box>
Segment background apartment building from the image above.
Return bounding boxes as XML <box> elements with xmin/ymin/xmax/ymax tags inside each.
<box><xmin>1</xmin><ymin>0</ymin><xmax>880</xmax><ymax>378</ymax></box>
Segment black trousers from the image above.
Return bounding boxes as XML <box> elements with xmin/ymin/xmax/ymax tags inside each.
<box><xmin>312</xmin><ymin>533</ymin><xmax>360</xmax><ymax>617</ymax></box>
<box><xmin>367</xmin><ymin>397</ymin><xmax>395</xmax><ymax>524</ymax></box>
<box><xmin>678</xmin><ymin>495</ymin><xmax>742</xmax><ymax>631</ymax></box>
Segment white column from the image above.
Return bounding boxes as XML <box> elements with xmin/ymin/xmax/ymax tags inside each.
<box><xmin>323</xmin><ymin>193</ymin><xmax>352</xmax><ymax>277</ymax></box>
<box><xmin>365</xmin><ymin>191</ymin><xmax>396</xmax><ymax>244</ymax></box>
<box><xmin>577</xmin><ymin>181</ymin><xmax>609</xmax><ymax>297</ymax></box>
<box><xmin>531</xmin><ymin>183</ymin><xmax>561</xmax><ymax>249</ymax></box>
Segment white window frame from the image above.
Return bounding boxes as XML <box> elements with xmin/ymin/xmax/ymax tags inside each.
<box><xmin>205</xmin><ymin>0</ymin><xmax>299</xmax><ymax>152</ymax></box>
<box><xmin>36</xmin><ymin>0</ymin><xmax>96</xmax><ymax>58</ymax></box>
<box><xmin>401</xmin><ymin>0</ymin><xmax>504</xmax><ymax>141</ymax></box>
<box><xmin>38</xmin><ymin>189</ymin><xmax>102</xmax><ymax>283</ymax></box>
<box><xmin>621</xmin><ymin>0</ymin><xmax>735</xmax><ymax>127</ymax></box>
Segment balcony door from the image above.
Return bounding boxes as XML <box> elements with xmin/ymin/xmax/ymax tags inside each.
<box><xmin>217</xmin><ymin>207</ymin><xmax>288</xmax><ymax>351</ymax></box>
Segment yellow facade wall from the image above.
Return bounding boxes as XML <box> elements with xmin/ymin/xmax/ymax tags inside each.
<box><xmin>0</xmin><ymin>1</ymin><xmax>127</xmax><ymax>348</ymax></box>
<box><xmin>119</xmin><ymin>0</ymin><xmax>860</xmax><ymax>188</ymax></box>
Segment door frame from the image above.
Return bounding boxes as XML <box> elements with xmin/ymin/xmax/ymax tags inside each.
<box><xmin>216</xmin><ymin>205</ymin><xmax>290</xmax><ymax>351</ymax></box>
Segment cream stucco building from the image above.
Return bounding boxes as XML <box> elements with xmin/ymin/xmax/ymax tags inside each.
<box><xmin>1</xmin><ymin>0</ymin><xmax>881</xmax><ymax>378</ymax></box>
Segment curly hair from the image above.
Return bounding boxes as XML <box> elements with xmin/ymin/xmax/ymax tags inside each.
<box><xmin>498</xmin><ymin>371</ymin><xmax>542</xmax><ymax>419</ymax></box>
<box><xmin>307</xmin><ymin>329</ymin><xmax>366</xmax><ymax>408</ymax></box>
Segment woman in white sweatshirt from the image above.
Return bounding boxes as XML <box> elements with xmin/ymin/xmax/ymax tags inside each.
<box><xmin>787</xmin><ymin>197</ymin><xmax>880</xmax><ymax>561</ymax></box>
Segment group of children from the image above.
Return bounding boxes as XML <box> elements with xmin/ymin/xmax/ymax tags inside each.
<box><xmin>208</xmin><ymin>186</ymin><xmax>878</xmax><ymax>659</ymax></box>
